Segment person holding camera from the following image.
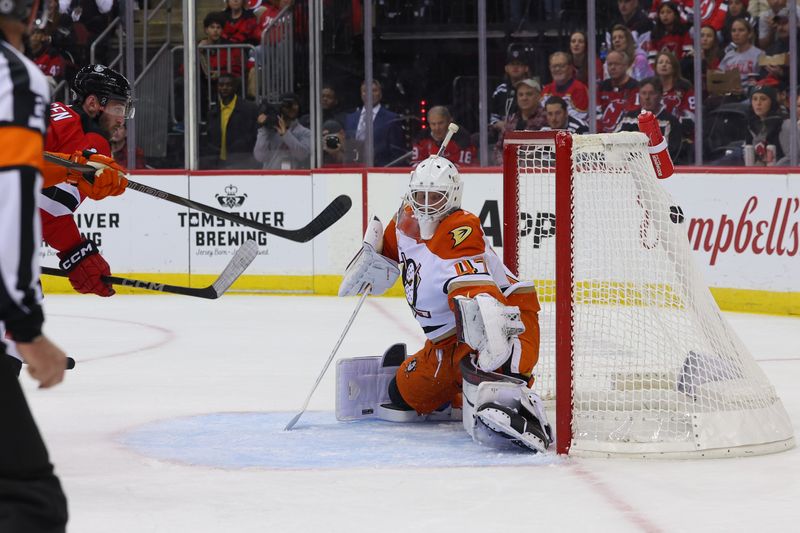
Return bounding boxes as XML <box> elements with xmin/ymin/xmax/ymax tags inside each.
<box><xmin>322</xmin><ymin>119</ymin><xmax>360</xmax><ymax>167</ymax></box>
<box><xmin>253</xmin><ymin>92</ymin><xmax>311</xmax><ymax>169</ymax></box>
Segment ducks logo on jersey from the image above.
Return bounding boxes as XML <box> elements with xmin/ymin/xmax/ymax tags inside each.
<box><xmin>400</xmin><ymin>252</ymin><xmax>431</xmax><ymax>319</ymax></box>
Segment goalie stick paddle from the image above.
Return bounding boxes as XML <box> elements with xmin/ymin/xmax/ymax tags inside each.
<box><xmin>284</xmin><ymin>286</ymin><xmax>371</xmax><ymax>431</ymax></box>
<box><xmin>41</xmin><ymin>239</ymin><xmax>259</xmax><ymax>299</ymax></box>
<box><xmin>43</xmin><ymin>153</ymin><xmax>352</xmax><ymax>243</ymax></box>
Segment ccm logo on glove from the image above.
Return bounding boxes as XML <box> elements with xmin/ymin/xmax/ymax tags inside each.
<box><xmin>59</xmin><ymin>240</ymin><xmax>100</xmax><ymax>271</ymax></box>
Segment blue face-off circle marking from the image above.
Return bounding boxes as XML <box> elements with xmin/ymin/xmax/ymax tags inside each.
<box><xmin>119</xmin><ymin>412</ymin><xmax>558</xmax><ymax>470</ymax></box>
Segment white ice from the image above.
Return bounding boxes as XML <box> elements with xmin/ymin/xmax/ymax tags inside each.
<box><xmin>21</xmin><ymin>294</ymin><xmax>800</xmax><ymax>532</ymax></box>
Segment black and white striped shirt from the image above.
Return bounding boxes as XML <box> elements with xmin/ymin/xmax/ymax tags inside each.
<box><xmin>0</xmin><ymin>37</ymin><xmax>50</xmax><ymax>343</ymax></box>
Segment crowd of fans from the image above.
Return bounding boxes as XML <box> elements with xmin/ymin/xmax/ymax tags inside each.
<box><xmin>25</xmin><ymin>0</ymin><xmax>800</xmax><ymax>169</ymax></box>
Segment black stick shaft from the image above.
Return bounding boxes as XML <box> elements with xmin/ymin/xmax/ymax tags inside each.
<box><xmin>41</xmin><ymin>267</ymin><xmax>217</xmax><ymax>299</ymax></box>
<box><xmin>42</xmin><ymin>153</ymin><xmax>351</xmax><ymax>243</ymax></box>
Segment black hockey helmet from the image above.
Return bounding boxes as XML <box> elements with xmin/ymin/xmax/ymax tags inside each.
<box><xmin>72</xmin><ymin>64</ymin><xmax>135</xmax><ymax>118</ymax></box>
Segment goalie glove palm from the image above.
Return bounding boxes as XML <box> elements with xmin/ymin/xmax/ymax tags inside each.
<box><xmin>338</xmin><ymin>242</ymin><xmax>400</xmax><ymax>297</ymax></box>
<box><xmin>455</xmin><ymin>294</ymin><xmax>525</xmax><ymax>371</ymax></box>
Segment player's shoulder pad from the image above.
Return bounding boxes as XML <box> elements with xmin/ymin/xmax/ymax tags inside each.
<box><xmin>427</xmin><ymin>210</ymin><xmax>486</xmax><ymax>259</ymax></box>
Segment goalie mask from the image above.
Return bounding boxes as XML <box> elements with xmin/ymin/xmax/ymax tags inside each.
<box><xmin>405</xmin><ymin>155</ymin><xmax>462</xmax><ymax>240</ymax></box>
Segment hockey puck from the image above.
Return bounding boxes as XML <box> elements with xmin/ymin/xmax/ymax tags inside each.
<box><xmin>66</xmin><ymin>357</ymin><xmax>76</xmax><ymax>370</ymax></box>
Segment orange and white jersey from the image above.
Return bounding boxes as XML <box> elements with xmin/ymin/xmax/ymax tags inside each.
<box><xmin>382</xmin><ymin>206</ymin><xmax>517</xmax><ymax>344</ymax></box>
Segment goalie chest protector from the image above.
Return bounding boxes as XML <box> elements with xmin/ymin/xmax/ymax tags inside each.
<box><xmin>390</xmin><ymin>209</ymin><xmax>513</xmax><ymax>343</ymax></box>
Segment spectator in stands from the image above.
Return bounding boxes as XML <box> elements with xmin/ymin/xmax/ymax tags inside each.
<box><xmin>542</xmin><ymin>51</ymin><xmax>589</xmax><ymax>122</ymax></box>
<box><xmin>28</xmin><ymin>27</ymin><xmax>68</xmax><ymax>82</ymax></box>
<box><xmin>201</xmin><ymin>73</ymin><xmax>258</xmax><ymax>169</ymax></box>
<box><xmin>569</xmin><ymin>30</ymin><xmax>603</xmax><ymax>85</ymax></box>
<box><xmin>491</xmin><ymin>43</ymin><xmax>534</xmax><ymax>141</ymax></box>
<box><xmin>298</xmin><ymin>83</ymin><xmax>347</xmax><ymax>128</ymax></box>
<box><xmin>494</xmin><ymin>79</ymin><xmax>546</xmax><ymax>164</ymax></box>
<box><xmin>681</xmin><ymin>24</ymin><xmax>724</xmax><ymax>82</ymax></box>
<box><xmin>777</xmin><ymin>92</ymin><xmax>800</xmax><ymax>165</ymax></box>
<box><xmin>110</xmin><ymin>124</ymin><xmax>146</xmax><ymax>169</ymax></box>
<box><xmin>321</xmin><ymin>84</ymin><xmax>347</xmax><ymax>125</ymax></box>
<box><xmin>57</xmin><ymin>0</ymin><xmax>117</xmax><ymax>66</ymax></box>
<box><xmin>223</xmin><ymin>0</ymin><xmax>260</xmax><ymax>45</ymax></box>
<box><xmin>711</xmin><ymin>84</ymin><xmax>786</xmax><ymax>165</ymax></box>
<box><xmin>616</xmin><ymin>77</ymin><xmax>684</xmax><ymax>160</ymax></box>
<box><xmin>344</xmin><ymin>79</ymin><xmax>406</xmax><ymax>166</ymax></box>
<box><xmin>199</xmin><ymin>11</ymin><xmax>244</xmax><ymax>80</ymax></box>
<box><xmin>608</xmin><ymin>24</ymin><xmax>653</xmax><ymax>80</ymax></box>
<box><xmin>654</xmin><ymin>51</ymin><xmax>695</xmax><ymax>136</ymax></box>
<box><xmin>541</xmin><ymin>96</ymin><xmax>589</xmax><ymax>133</ymax></box>
<box><xmin>597</xmin><ymin>50</ymin><xmax>640</xmax><ymax>132</ymax></box>
<box><xmin>255</xmin><ymin>0</ymin><xmax>291</xmax><ymax>35</ymax></box>
<box><xmin>648</xmin><ymin>0</ymin><xmax>728</xmax><ymax>32</ymax></box>
<box><xmin>411</xmin><ymin>106</ymin><xmax>478</xmax><ymax>167</ymax></box>
<box><xmin>722</xmin><ymin>0</ymin><xmax>756</xmax><ymax>46</ymax></box>
<box><xmin>646</xmin><ymin>2</ymin><xmax>692</xmax><ymax>65</ymax></box>
<box><xmin>321</xmin><ymin>119</ymin><xmax>360</xmax><ymax>167</ymax></box>
<box><xmin>758</xmin><ymin>9</ymin><xmax>798</xmax><ymax>88</ymax></box>
<box><xmin>746</xmin><ymin>85</ymin><xmax>787</xmax><ymax>163</ymax></box>
<box><xmin>719</xmin><ymin>18</ymin><xmax>764</xmax><ymax>89</ymax></box>
<box><xmin>757</xmin><ymin>0</ymin><xmax>798</xmax><ymax>49</ymax></box>
<box><xmin>611</xmin><ymin>0</ymin><xmax>654</xmax><ymax>43</ymax></box>
<box><xmin>254</xmin><ymin>92</ymin><xmax>311</xmax><ymax>169</ymax></box>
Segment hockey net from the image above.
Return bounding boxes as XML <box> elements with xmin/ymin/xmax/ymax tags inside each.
<box><xmin>503</xmin><ymin>131</ymin><xmax>794</xmax><ymax>458</ymax></box>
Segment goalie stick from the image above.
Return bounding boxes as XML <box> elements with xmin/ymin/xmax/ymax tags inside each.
<box><xmin>43</xmin><ymin>153</ymin><xmax>352</xmax><ymax>243</ymax></box>
<box><xmin>41</xmin><ymin>239</ymin><xmax>258</xmax><ymax>299</ymax></box>
<box><xmin>285</xmin><ymin>286</ymin><xmax>371</xmax><ymax>431</ymax></box>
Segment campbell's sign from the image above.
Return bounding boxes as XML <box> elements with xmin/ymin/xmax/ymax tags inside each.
<box><xmin>688</xmin><ymin>196</ymin><xmax>799</xmax><ymax>266</ymax></box>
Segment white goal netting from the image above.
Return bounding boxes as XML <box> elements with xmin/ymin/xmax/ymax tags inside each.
<box><xmin>509</xmin><ymin>131</ymin><xmax>794</xmax><ymax>457</ymax></box>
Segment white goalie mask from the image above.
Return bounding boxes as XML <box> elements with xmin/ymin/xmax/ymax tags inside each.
<box><xmin>405</xmin><ymin>155</ymin><xmax>462</xmax><ymax>239</ymax></box>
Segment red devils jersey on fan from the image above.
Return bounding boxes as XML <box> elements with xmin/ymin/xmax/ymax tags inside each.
<box><xmin>411</xmin><ymin>130</ymin><xmax>478</xmax><ymax>167</ymax></box>
<box><xmin>647</xmin><ymin>32</ymin><xmax>693</xmax><ymax>63</ymax></box>
<box><xmin>649</xmin><ymin>0</ymin><xmax>728</xmax><ymax>31</ymax></box>
<box><xmin>662</xmin><ymin>80</ymin><xmax>695</xmax><ymax>124</ymax></box>
<box><xmin>223</xmin><ymin>8</ymin><xmax>260</xmax><ymax>45</ymax></box>
<box><xmin>541</xmin><ymin>78</ymin><xmax>589</xmax><ymax>122</ymax></box>
<box><xmin>596</xmin><ymin>78</ymin><xmax>639</xmax><ymax>133</ymax></box>
<box><xmin>33</xmin><ymin>49</ymin><xmax>67</xmax><ymax>80</ymax></box>
<box><xmin>40</xmin><ymin>102</ymin><xmax>113</xmax><ymax>253</ymax></box>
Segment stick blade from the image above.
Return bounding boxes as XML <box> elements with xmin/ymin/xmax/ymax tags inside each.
<box><xmin>210</xmin><ymin>239</ymin><xmax>259</xmax><ymax>297</ymax></box>
<box><xmin>295</xmin><ymin>195</ymin><xmax>352</xmax><ymax>243</ymax></box>
<box><xmin>284</xmin><ymin>412</ymin><xmax>303</xmax><ymax>431</ymax></box>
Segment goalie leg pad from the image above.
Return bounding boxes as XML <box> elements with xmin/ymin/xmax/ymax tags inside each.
<box><xmin>461</xmin><ymin>356</ymin><xmax>552</xmax><ymax>453</ymax></box>
<box><xmin>335</xmin><ymin>344</ymin><xmax>407</xmax><ymax>421</ymax></box>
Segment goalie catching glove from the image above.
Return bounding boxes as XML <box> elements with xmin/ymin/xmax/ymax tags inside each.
<box><xmin>454</xmin><ymin>294</ymin><xmax>525</xmax><ymax>372</ymax></box>
<box><xmin>338</xmin><ymin>216</ymin><xmax>400</xmax><ymax>297</ymax></box>
<box><xmin>43</xmin><ymin>150</ymin><xmax>129</xmax><ymax>200</ymax></box>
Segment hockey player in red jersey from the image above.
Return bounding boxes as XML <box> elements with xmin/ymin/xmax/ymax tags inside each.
<box><xmin>336</xmin><ymin>127</ymin><xmax>552</xmax><ymax>453</ymax></box>
<box><xmin>41</xmin><ymin>64</ymin><xmax>132</xmax><ymax>297</ymax></box>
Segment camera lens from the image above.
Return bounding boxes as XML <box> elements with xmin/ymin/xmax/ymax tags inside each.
<box><xmin>325</xmin><ymin>135</ymin><xmax>340</xmax><ymax>149</ymax></box>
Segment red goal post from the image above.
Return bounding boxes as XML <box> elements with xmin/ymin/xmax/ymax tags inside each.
<box><xmin>502</xmin><ymin>130</ymin><xmax>794</xmax><ymax>458</ymax></box>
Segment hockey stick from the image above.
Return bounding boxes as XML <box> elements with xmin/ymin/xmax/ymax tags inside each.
<box><xmin>41</xmin><ymin>239</ymin><xmax>258</xmax><ymax>299</ymax></box>
<box><xmin>284</xmin><ymin>286</ymin><xmax>371</xmax><ymax>431</ymax></box>
<box><xmin>43</xmin><ymin>153</ymin><xmax>352</xmax><ymax>243</ymax></box>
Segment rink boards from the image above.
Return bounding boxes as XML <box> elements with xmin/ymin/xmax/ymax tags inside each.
<box><xmin>39</xmin><ymin>168</ymin><xmax>800</xmax><ymax>315</ymax></box>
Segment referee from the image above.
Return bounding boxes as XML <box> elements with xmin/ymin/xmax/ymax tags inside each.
<box><xmin>0</xmin><ymin>2</ymin><xmax>69</xmax><ymax>531</ymax></box>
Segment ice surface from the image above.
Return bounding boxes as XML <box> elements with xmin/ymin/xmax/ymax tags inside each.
<box><xmin>20</xmin><ymin>295</ymin><xmax>800</xmax><ymax>532</ymax></box>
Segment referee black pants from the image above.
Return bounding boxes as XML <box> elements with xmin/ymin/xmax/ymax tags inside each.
<box><xmin>0</xmin><ymin>350</ymin><xmax>68</xmax><ymax>533</ymax></box>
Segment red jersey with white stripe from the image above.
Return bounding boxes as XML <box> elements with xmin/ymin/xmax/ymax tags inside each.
<box><xmin>40</xmin><ymin>102</ymin><xmax>112</xmax><ymax>253</ymax></box>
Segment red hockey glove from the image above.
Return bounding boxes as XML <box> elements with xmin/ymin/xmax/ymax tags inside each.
<box><xmin>73</xmin><ymin>151</ymin><xmax>129</xmax><ymax>200</ymax></box>
<box><xmin>57</xmin><ymin>239</ymin><xmax>115</xmax><ymax>297</ymax></box>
